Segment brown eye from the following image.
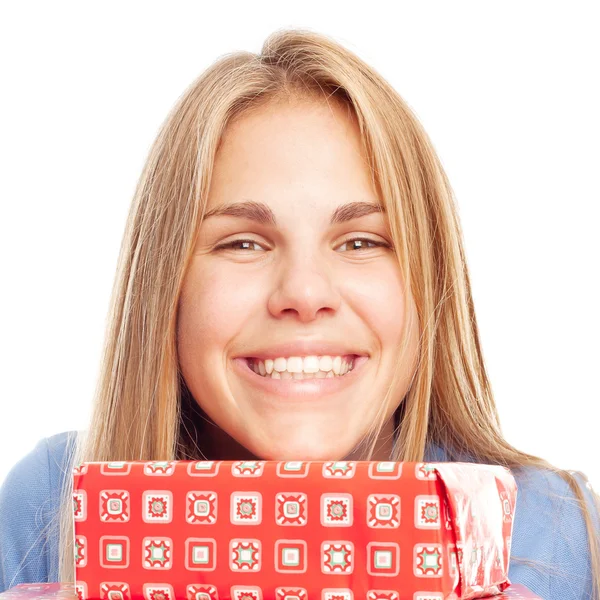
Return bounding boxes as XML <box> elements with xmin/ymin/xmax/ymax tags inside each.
<box><xmin>214</xmin><ymin>237</ymin><xmax>389</xmax><ymax>253</ymax></box>
<box><xmin>337</xmin><ymin>237</ymin><xmax>388</xmax><ymax>252</ymax></box>
<box><xmin>214</xmin><ymin>239</ymin><xmax>265</xmax><ymax>252</ymax></box>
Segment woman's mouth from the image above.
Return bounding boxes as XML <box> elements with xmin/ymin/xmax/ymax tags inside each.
<box><xmin>232</xmin><ymin>354</ymin><xmax>370</xmax><ymax>400</ymax></box>
<box><xmin>246</xmin><ymin>355</ymin><xmax>358</xmax><ymax>379</ymax></box>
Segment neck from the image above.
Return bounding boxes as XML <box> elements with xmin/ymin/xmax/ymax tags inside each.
<box><xmin>195</xmin><ymin>415</ymin><xmax>397</xmax><ymax>462</ymax></box>
<box><xmin>181</xmin><ymin>389</ymin><xmax>399</xmax><ymax>462</ymax></box>
<box><xmin>343</xmin><ymin>415</ymin><xmax>397</xmax><ymax>461</ymax></box>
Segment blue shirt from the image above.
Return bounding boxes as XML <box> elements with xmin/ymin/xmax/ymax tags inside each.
<box><xmin>0</xmin><ymin>430</ymin><xmax>597</xmax><ymax>598</ymax></box>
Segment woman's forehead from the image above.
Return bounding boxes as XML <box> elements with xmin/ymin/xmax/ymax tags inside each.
<box><xmin>206</xmin><ymin>105</ymin><xmax>380</xmax><ymax>218</ymax></box>
<box><xmin>216</xmin><ymin>98</ymin><xmax>365</xmax><ymax>172</ymax></box>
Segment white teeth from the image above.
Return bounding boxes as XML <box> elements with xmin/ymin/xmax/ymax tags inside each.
<box><xmin>273</xmin><ymin>357</ymin><xmax>287</xmax><ymax>372</ymax></box>
<box><xmin>332</xmin><ymin>356</ymin><xmax>342</xmax><ymax>375</ymax></box>
<box><xmin>287</xmin><ymin>357</ymin><xmax>303</xmax><ymax>373</ymax></box>
<box><xmin>248</xmin><ymin>354</ymin><xmax>358</xmax><ymax>379</ymax></box>
<box><xmin>301</xmin><ymin>356</ymin><xmax>320</xmax><ymax>373</ymax></box>
<box><xmin>319</xmin><ymin>356</ymin><xmax>333</xmax><ymax>371</ymax></box>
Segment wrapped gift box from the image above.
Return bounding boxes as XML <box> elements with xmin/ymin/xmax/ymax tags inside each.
<box><xmin>68</xmin><ymin>460</ymin><xmax>537</xmax><ymax>600</ymax></box>
<box><xmin>0</xmin><ymin>583</ymin><xmax>78</xmax><ymax>599</ymax></box>
<box><xmin>0</xmin><ymin>583</ymin><xmax>543</xmax><ymax>600</ymax></box>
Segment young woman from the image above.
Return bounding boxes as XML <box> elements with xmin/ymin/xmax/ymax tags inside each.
<box><xmin>1</xmin><ymin>29</ymin><xmax>598</xmax><ymax>599</ymax></box>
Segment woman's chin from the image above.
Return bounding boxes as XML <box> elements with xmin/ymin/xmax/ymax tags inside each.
<box><xmin>243</xmin><ymin>438</ymin><xmax>357</xmax><ymax>462</ymax></box>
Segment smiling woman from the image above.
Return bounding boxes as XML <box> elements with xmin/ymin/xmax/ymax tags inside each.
<box><xmin>0</xmin><ymin>27</ymin><xmax>598</xmax><ymax>600</ymax></box>
<box><xmin>177</xmin><ymin>96</ymin><xmax>418</xmax><ymax>463</ymax></box>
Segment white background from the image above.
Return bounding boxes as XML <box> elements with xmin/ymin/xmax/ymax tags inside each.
<box><xmin>0</xmin><ymin>2</ymin><xmax>598</xmax><ymax>488</ymax></box>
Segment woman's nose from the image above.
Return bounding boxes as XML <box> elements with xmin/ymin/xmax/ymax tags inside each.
<box><xmin>266</xmin><ymin>255</ymin><xmax>342</xmax><ymax>322</ymax></box>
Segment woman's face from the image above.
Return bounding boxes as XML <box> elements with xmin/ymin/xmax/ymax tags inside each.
<box><xmin>177</xmin><ymin>97</ymin><xmax>420</xmax><ymax>461</ymax></box>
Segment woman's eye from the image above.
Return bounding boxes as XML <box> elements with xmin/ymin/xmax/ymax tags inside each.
<box><xmin>214</xmin><ymin>237</ymin><xmax>388</xmax><ymax>253</ymax></box>
<box><xmin>215</xmin><ymin>239</ymin><xmax>265</xmax><ymax>252</ymax></box>
<box><xmin>337</xmin><ymin>237</ymin><xmax>388</xmax><ymax>252</ymax></box>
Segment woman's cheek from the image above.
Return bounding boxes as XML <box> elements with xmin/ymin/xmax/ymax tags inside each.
<box><xmin>343</xmin><ymin>262</ymin><xmax>406</xmax><ymax>327</ymax></box>
<box><xmin>186</xmin><ymin>265</ymin><xmax>265</xmax><ymax>339</ymax></box>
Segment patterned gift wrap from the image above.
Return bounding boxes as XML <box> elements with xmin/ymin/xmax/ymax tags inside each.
<box><xmin>0</xmin><ymin>584</ymin><xmax>543</xmax><ymax>600</ymax></box>
<box><xmin>0</xmin><ymin>583</ymin><xmax>78</xmax><ymax>599</ymax></box>
<box><xmin>72</xmin><ymin>460</ymin><xmax>524</xmax><ymax>600</ymax></box>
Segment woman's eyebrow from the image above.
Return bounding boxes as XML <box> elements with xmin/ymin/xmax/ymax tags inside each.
<box><xmin>202</xmin><ymin>200</ymin><xmax>385</xmax><ymax>227</ymax></box>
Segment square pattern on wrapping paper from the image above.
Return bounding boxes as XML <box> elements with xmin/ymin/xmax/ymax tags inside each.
<box><xmin>142</xmin><ymin>490</ymin><xmax>173</xmax><ymax>523</ymax></box>
<box><xmin>447</xmin><ymin>543</ymin><xmax>458</xmax><ymax>576</ymax></box>
<box><xmin>276</xmin><ymin>492</ymin><xmax>308</xmax><ymax>525</ymax></box>
<box><xmin>230</xmin><ymin>539</ymin><xmax>262</xmax><ymax>571</ymax></box>
<box><xmin>368</xmin><ymin>461</ymin><xmax>402</xmax><ymax>479</ymax></box>
<box><xmin>500</xmin><ymin>490</ymin><xmax>514</xmax><ymax>522</ymax></box>
<box><xmin>143</xmin><ymin>461</ymin><xmax>176</xmax><ymax>476</ymax></box>
<box><xmin>186</xmin><ymin>491</ymin><xmax>218</xmax><ymax>524</ymax></box>
<box><xmin>74</xmin><ymin>535</ymin><xmax>87</xmax><ymax>568</ymax></box>
<box><xmin>414</xmin><ymin>463</ymin><xmax>438</xmax><ymax>480</ymax></box>
<box><xmin>99</xmin><ymin>490</ymin><xmax>130</xmax><ymax>523</ymax></box>
<box><xmin>321</xmin><ymin>541</ymin><xmax>354</xmax><ymax>574</ymax></box>
<box><xmin>142</xmin><ymin>584</ymin><xmax>175</xmax><ymax>600</ymax></box>
<box><xmin>366</xmin><ymin>591</ymin><xmax>400</xmax><ymax>600</ymax></box>
<box><xmin>100</xmin><ymin>462</ymin><xmax>132</xmax><ymax>476</ymax></box>
<box><xmin>142</xmin><ymin>537</ymin><xmax>172</xmax><ymax>569</ymax></box>
<box><xmin>322</xmin><ymin>590</ymin><xmax>353</xmax><ymax>600</ymax></box>
<box><xmin>413</xmin><ymin>543</ymin><xmax>443</xmax><ymax>577</ymax></box>
<box><xmin>367</xmin><ymin>494</ymin><xmax>401</xmax><ymax>528</ymax></box>
<box><xmin>185</xmin><ymin>584</ymin><xmax>219</xmax><ymax>600</ymax></box>
<box><xmin>275</xmin><ymin>587</ymin><xmax>307</xmax><ymax>600</ymax></box>
<box><xmin>276</xmin><ymin>461</ymin><xmax>310</xmax><ymax>477</ymax></box>
<box><xmin>75</xmin><ymin>582</ymin><xmax>88</xmax><ymax>600</ymax></box>
<box><xmin>99</xmin><ymin>583</ymin><xmax>130</xmax><ymax>600</ymax></box>
<box><xmin>321</xmin><ymin>493</ymin><xmax>353</xmax><ymax>527</ymax></box>
<box><xmin>99</xmin><ymin>536</ymin><xmax>129</xmax><ymax>569</ymax></box>
<box><xmin>231</xmin><ymin>492</ymin><xmax>262</xmax><ymax>524</ymax></box>
<box><xmin>275</xmin><ymin>540</ymin><xmax>307</xmax><ymax>573</ymax></box>
<box><xmin>230</xmin><ymin>587</ymin><xmax>263</xmax><ymax>600</ymax></box>
<box><xmin>73</xmin><ymin>490</ymin><xmax>87</xmax><ymax>522</ymax></box>
<box><xmin>187</xmin><ymin>461</ymin><xmax>220</xmax><ymax>477</ymax></box>
<box><xmin>231</xmin><ymin>461</ymin><xmax>265</xmax><ymax>477</ymax></box>
<box><xmin>322</xmin><ymin>461</ymin><xmax>356</xmax><ymax>478</ymax></box>
<box><xmin>414</xmin><ymin>495</ymin><xmax>441</xmax><ymax>529</ymax></box>
<box><xmin>185</xmin><ymin>538</ymin><xmax>216</xmax><ymax>571</ymax></box>
<box><xmin>367</xmin><ymin>542</ymin><xmax>400</xmax><ymax>577</ymax></box>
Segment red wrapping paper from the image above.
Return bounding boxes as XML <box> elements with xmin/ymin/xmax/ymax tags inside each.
<box><xmin>70</xmin><ymin>460</ymin><xmax>525</xmax><ymax>600</ymax></box>
<box><xmin>0</xmin><ymin>584</ymin><xmax>78</xmax><ymax>600</ymax></box>
<box><xmin>0</xmin><ymin>584</ymin><xmax>543</xmax><ymax>600</ymax></box>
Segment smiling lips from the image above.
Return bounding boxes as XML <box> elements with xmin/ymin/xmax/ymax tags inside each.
<box><xmin>234</xmin><ymin>353</ymin><xmax>370</xmax><ymax>399</ymax></box>
<box><xmin>247</xmin><ymin>355</ymin><xmax>357</xmax><ymax>379</ymax></box>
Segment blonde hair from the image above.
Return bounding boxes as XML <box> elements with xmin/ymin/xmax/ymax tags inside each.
<box><xmin>53</xmin><ymin>28</ymin><xmax>599</xmax><ymax>597</ymax></box>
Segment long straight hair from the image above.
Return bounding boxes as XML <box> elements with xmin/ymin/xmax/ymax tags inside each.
<box><xmin>54</xmin><ymin>28</ymin><xmax>599</xmax><ymax>597</ymax></box>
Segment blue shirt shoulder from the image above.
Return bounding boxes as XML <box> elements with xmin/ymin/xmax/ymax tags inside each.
<box><xmin>0</xmin><ymin>431</ymin><xmax>77</xmax><ymax>592</ymax></box>
<box><xmin>426</xmin><ymin>441</ymin><xmax>598</xmax><ymax>599</ymax></box>
<box><xmin>510</xmin><ymin>465</ymin><xmax>598</xmax><ymax>599</ymax></box>
<box><xmin>1</xmin><ymin>435</ymin><xmax>597</xmax><ymax>600</ymax></box>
